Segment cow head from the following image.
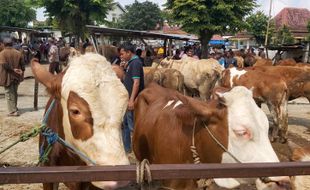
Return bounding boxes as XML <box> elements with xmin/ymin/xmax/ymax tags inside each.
<box><xmin>214</xmin><ymin>86</ymin><xmax>291</xmax><ymax>190</ymax></box>
<box><xmin>31</xmin><ymin>53</ymin><xmax>129</xmax><ymax>189</ymax></box>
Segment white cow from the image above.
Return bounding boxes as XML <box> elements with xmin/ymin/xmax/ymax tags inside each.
<box><xmin>160</xmin><ymin>57</ymin><xmax>223</xmax><ymax>100</ymax></box>
<box><xmin>31</xmin><ymin>53</ymin><xmax>129</xmax><ymax>189</ymax></box>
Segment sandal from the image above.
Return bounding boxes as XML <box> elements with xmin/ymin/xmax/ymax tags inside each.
<box><xmin>7</xmin><ymin>111</ymin><xmax>20</xmax><ymax>117</ymax></box>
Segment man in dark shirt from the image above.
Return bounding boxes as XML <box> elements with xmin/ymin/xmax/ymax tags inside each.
<box><xmin>120</xmin><ymin>42</ymin><xmax>144</xmax><ymax>153</ymax></box>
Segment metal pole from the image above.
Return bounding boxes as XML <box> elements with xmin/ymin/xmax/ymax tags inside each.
<box><xmin>264</xmin><ymin>0</ymin><xmax>273</xmax><ymax>59</ymax></box>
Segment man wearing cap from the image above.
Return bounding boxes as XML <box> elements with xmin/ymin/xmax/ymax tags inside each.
<box><xmin>0</xmin><ymin>37</ymin><xmax>25</xmax><ymax>116</ymax></box>
<box><xmin>48</xmin><ymin>38</ymin><xmax>60</xmax><ymax>74</ymax></box>
<box><xmin>119</xmin><ymin>42</ymin><xmax>144</xmax><ymax>153</ymax></box>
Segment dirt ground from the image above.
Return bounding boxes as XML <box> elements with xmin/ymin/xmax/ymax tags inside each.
<box><xmin>0</xmin><ymin>65</ymin><xmax>309</xmax><ymax>190</ymax></box>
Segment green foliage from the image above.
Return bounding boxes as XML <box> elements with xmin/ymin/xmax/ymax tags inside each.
<box><xmin>166</xmin><ymin>0</ymin><xmax>256</xmax><ymax>58</ymax></box>
<box><xmin>116</xmin><ymin>1</ymin><xmax>163</xmax><ymax>31</ymax></box>
<box><xmin>33</xmin><ymin>0</ymin><xmax>113</xmax><ymax>38</ymax></box>
<box><xmin>166</xmin><ymin>0</ymin><xmax>256</xmax><ymax>35</ymax></box>
<box><xmin>0</xmin><ymin>0</ymin><xmax>36</xmax><ymax>27</ymax></box>
<box><xmin>246</xmin><ymin>11</ymin><xmax>272</xmax><ymax>45</ymax></box>
<box><xmin>275</xmin><ymin>25</ymin><xmax>295</xmax><ymax>45</ymax></box>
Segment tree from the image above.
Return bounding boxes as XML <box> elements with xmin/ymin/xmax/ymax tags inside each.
<box><xmin>166</xmin><ymin>0</ymin><xmax>256</xmax><ymax>58</ymax></box>
<box><xmin>0</xmin><ymin>0</ymin><xmax>36</xmax><ymax>27</ymax></box>
<box><xmin>33</xmin><ymin>0</ymin><xmax>113</xmax><ymax>41</ymax></box>
<box><xmin>246</xmin><ymin>11</ymin><xmax>274</xmax><ymax>46</ymax></box>
<box><xmin>275</xmin><ymin>25</ymin><xmax>295</xmax><ymax>45</ymax></box>
<box><xmin>116</xmin><ymin>1</ymin><xmax>163</xmax><ymax>31</ymax></box>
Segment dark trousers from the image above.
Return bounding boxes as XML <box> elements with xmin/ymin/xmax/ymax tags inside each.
<box><xmin>49</xmin><ymin>62</ymin><xmax>60</xmax><ymax>74</ymax></box>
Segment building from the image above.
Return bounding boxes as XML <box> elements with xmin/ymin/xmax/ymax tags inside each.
<box><xmin>273</xmin><ymin>7</ymin><xmax>310</xmax><ymax>41</ymax></box>
<box><xmin>105</xmin><ymin>2</ymin><xmax>126</xmax><ymax>23</ymax></box>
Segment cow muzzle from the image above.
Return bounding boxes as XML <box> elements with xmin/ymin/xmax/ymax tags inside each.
<box><xmin>92</xmin><ymin>180</ymin><xmax>129</xmax><ymax>189</ymax></box>
<box><xmin>256</xmin><ymin>176</ymin><xmax>292</xmax><ymax>190</ymax></box>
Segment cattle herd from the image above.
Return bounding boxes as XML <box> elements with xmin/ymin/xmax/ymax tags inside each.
<box><xmin>28</xmin><ymin>49</ymin><xmax>309</xmax><ymax>190</ymax></box>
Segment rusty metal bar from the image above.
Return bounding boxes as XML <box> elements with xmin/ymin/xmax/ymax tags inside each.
<box><xmin>0</xmin><ymin>162</ymin><xmax>310</xmax><ymax>184</ymax></box>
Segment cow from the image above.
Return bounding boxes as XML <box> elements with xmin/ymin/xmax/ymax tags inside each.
<box><xmin>160</xmin><ymin>57</ymin><xmax>223</xmax><ymax>100</ymax></box>
<box><xmin>220</xmin><ymin>67</ymin><xmax>289</xmax><ymax>143</ymax></box>
<box><xmin>290</xmin><ymin>144</ymin><xmax>310</xmax><ymax>190</ymax></box>
<box><xmin>98</xmin><ymin>45</ymin><xmax>119</xmax><ymax>63</ymax></box>
<box><xmin>234</xmin><ymin>55</ymin><xmax>244</xmax><ymax>68</ymax></box>
<box><xmin>133</xmin><ymin>83</ymin><xmax>291</xmax><ymax>190</ymax></box>
<box><xmin>144</xmin><ymin>67</ymin><xmax>184</xmax><ymax>93</ymax></box>
<box><xmin>31</xmin><ymin>53</ymin><xmax>130</xmax><ymax>190</ymax></box>
<box><xmin>253</xmin><ymin>58</ymin><xmax>273</xmax><ymax>67</ymax></box>
<box><xmin>277</xmin><ymin>59</ymin><xmax>310</xmax><ymax>67</ymax></box>
<box><xmin>251</xmin><ymin>66</ymin><xmax>310</xmax><ymax>102</ymax></box>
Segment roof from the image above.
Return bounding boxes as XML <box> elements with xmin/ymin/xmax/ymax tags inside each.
<box><xmin>86</xmin><ymin>25</ymin><xmax>198</xmax><ymax>41</ymax></box>
<box><xmin>0</xmin><ymin>26</ymin><xmax>39</xmax><ymax>33</ymax></box>
<box><xmin>0</xmin><ymin>26</ymin><xmax>53</xmax><ymax>37</ymax></box>
<box><xmin>115</xmin><ymin>2</ymin><xmax>126</xmax><ymax>13</ymax></box>
<box><xmin>273</xmin><ymin>8</ymin><xmax>310</xmax><ymax>32</ymax></box>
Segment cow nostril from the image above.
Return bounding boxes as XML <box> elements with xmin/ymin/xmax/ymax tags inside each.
<box><xmin>276</xmin><ymin>181</ymin><xmax>292</xmax><ymax>190</ymax></box>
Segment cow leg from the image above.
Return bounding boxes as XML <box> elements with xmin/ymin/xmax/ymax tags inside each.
<box><xmin>277</xmin><ymin>98</ymin><xmax>289</xmax><ymax>144</ymax></box>
<box><xmin>266</xmin><ymin>102</ymin><xmax>279</xmax><ymax>142</ymax></box>
<box><xmin>43</xmin><ymin>183</ymin><xmax>59</xmax><ymax>190</ymax></box>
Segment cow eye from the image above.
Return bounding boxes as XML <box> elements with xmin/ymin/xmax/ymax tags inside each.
<box><xmin>233</xmin><ymin>128</ymin><xmax>252</xmax><ymax>140</ymax></box>
<box><xmin>70</xmin><ymin>109</ymin><xmax>80</xmax><ymax>115</ymax></box>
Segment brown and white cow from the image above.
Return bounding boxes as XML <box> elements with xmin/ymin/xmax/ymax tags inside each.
<box><xmin>221</xmin><ymin>67</ymin><xmax>289</xmax><ymax>143</ymax></box>
<box><xmin>160</xmin><ymin>57</ymin><xmax>223</xmax><ymax>100</ymax></box>
<box><xmin>133</xmin><ymin>83</ymin><xmax>290</xmax><ymax>190</ymax></box>
<box><xmin>31</xmin><ymin>53</ymin><xmax>129</xmax><ymax>190</ymax></box>
<box><xmin>144</xmin><ymin>67</ymin><xmax>184</xmax><ymax>93</ymax></box>
<box><xmin>290</xmin><ymin>145</ymin><xmax>310</xmax><ymax>190</ymax></box>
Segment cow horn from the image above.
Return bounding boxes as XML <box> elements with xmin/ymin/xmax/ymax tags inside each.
<box><xmin>31</xmin><ymin>58</ymin><xmax>56</xmax><ymax>89</ymax></box>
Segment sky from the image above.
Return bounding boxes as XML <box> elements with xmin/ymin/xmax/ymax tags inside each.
<box><xmin>36</xmin><ymin>0</ymin><xmax>310</xmax><ymax>21</ymax></box>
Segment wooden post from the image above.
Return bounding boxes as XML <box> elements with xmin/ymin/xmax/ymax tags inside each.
<box><xmin>168</xmin><ymin>39</ymin><xmax>173</xmax><ymax>56</ymax></box>
<box><xmin>34</xmin><ymin>80</ymin><xmax>38</xmax><ymax>111</ymax></box>
<box><xmin>163</xmin><ymin>38</ymin><xmax>167</xmax><ymax>57</ymax></box>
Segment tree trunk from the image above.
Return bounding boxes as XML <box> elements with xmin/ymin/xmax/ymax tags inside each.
<box><xmin>200</xmin><ymin>30</ymin><xmax>213</xmax><ymax>59</ymax></box>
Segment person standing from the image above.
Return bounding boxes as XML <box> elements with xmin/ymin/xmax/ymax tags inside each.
<box><xmin>48</xmin><ymin>38</ymin><xmax>60</xmax><ymax>74</ymax></box>
<box><xmin>0</xmin><ymin>37</ymin><xmax>25</xmax><ymax>116</ymax></box>
<box><xmin>119</xmin><ymin>42</ymin><xmax>144</xmax><ymax>153</ymax></box>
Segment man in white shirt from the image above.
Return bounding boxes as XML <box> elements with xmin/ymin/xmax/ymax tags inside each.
<box><xmin>48</xmin><ymin>38</ymin><xmax>60</xmax><ymax>74</ymax></box>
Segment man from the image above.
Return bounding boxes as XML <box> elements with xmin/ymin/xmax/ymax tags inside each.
<box><xmin>48</xmin><ymin>38</ymin><xmax>60</xmax><ymax>74</ymax></box>
<box><xmin>0</xmin><ymin>37</ymin><xmax>25</xmax><ymax>116</ymax></box>
<box><xmin>119</xmin><ymin>42</ymin><xmax>144</xmax><ymax>153</ymax></box>
<box><xmin>258</xmin><ymin>47</ymin><xmax>266</xmax><ymax>59</ymax></box>
<box><xmin>224</xmin><ymin>51</ymin><xmax>238</xmax><ymax>68</ymax></box>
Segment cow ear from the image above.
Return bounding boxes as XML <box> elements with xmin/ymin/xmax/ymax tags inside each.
<box><xmin>182</xmin><ymin>95</ymin><xmax>219</xmax><ymax>119</ymax></box>
<box><xmin>31</xmin><ymin>58</ymin><xmax>57</xmax><ymax>90</ymax></box>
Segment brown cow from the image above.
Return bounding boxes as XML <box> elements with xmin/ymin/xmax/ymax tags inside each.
<box><xmin>221</xmin><ymin>67</ymin><xmax>289</xmax><ymax>143</ymax></box>
<box><xmin>133</xmin><ymin>83</ymin><xmax>290</xmax><ymax>190</ymax></box>
<box><xmin>98</xmin><ymin>45</ymin><xmax>119</xmax><ymax>63</ymax></box>
<box><xmin>251</xmin><ymin>66</ymin><xmax>310</xmax><ymax>102</ymax></box>
<box><xmin>144</xmin><ymin>68</ymin><xmax>184</xmax><ymax>92</ymax></box>
<box><xmin>31</xmin><ymin>53</ymin><xmax>130</xmax><ymax>190</ymax></box>
<box><xmin>253</xmin><ymin>58</ymin><xmax>273</xmax><ymax>67</ymax></box>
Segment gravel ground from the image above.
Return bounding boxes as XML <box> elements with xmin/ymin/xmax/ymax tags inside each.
<box><xmin>0</xmin><ymin>65</ymin><xmax>309</xmax><ymax>190</ymax></box>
